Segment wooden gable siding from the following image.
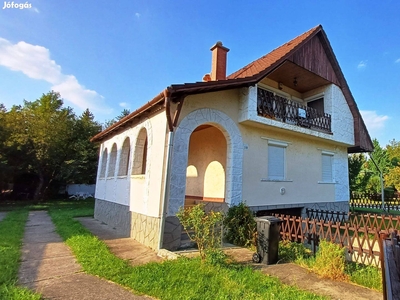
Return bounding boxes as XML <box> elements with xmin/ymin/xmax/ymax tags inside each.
<box><xmin>287</xmin><ymin>35</ymin><xmax>340</xmax><ymax>86</ymax></box>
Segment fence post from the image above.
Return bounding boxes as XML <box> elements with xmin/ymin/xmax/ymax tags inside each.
<box><xmin>379</xmin><ymin>231</ymin><xmax>389</xmax><ymax>300</ymax></box>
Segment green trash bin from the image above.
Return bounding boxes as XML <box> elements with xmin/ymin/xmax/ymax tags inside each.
<box><xmin>253</xmin><ymin>216</ymin><xmax>282</xmax><ymax>264</ymax></box>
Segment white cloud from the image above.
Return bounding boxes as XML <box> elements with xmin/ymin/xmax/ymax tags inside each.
<box><xmin>360</xmin><ymin>110</ymin><xmax>389</xmax><ymax>135</ymax></box>
<box><xmin>357</xmin><ymin>60</ymin><xmax>367</xmax><ymax>69</ymax></box>
<box><xmin>395</xmin><ymin>58</ymin><xmax>400</xmax><ymax>63</ymax></box>
<box><xmin>32</xmin><ymin>7</ymin><xmax>40</xmax><ymax>13</ymax></box>
<box><xmin>119</xmin><ymin>102</ymin><xmax>129</xmax><ymax>108</ymax></box>
<box><xmin>0</xmin><ymin>38</ymin><xmax>111</xmax><ymax>114</ymax></box>
<box><xmin>135</xmin><ymin>12</ymin><xmax>141</xmax><ymax>19</ymax></box>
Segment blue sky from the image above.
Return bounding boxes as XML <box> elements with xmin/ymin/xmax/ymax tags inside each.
<box><xmin>0</xmin><ymin>0</ymin><xmax>399</xmax><ymax>146</ymax></box>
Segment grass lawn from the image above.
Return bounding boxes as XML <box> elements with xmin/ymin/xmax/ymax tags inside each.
<box><xmin>0</xmin><ymin>209</ymin><xmax>41</xmax><ymax>300</ymax></box>
<box><xmin>45</xmin><ymin>200</ymin><xmax>326</xmax><ymax>300</ymax></box>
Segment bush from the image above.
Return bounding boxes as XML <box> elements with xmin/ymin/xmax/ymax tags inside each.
<box><xmin>176</xmin><ymin>204</ymin><xmax>224</xmax><ymax>260</ymax></box>
<box><xmin>224</xmin><ymin>202</ymin><xmax>256</xmax><ymax>247</ymax></box>
<box><xmin>278</xmin><ymin>240</ymin><xmax>312</xmax><ymax>264</ymax></box>
<box><xmin>312</xmin><ymin>240</ymin><xmax>347</xmax><ymax>280</ymax></box>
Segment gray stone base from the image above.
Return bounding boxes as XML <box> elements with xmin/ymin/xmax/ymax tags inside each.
<box><xmin>130</xmin><ymin>212</ymin><xmax>161</xmax><ymax>250</ymax></box>
<box><xmin>94</xmin><ymin>199</ymin><xmax>131</xmax><ymax>237</ymax></box>
<box><xmin>250</xmin><ymin>201</ymin><xmax>349</xmax><ymax>218</ymax></box>
<box><xmin>162</xmin><ymin>216</ymin><xmax>182</xmax><ymax>251</ymax></box>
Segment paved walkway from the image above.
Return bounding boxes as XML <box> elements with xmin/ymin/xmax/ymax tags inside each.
<box><xmin>180</xmin><ymin>247</ymin><xmax>383</xmax><ymax>300</ymax></box>
<box><xmin>18</xmin><ymin>211</ymin><xmax>152</xmax><ymax>299</ymax></box>
<box><xmin>17</xmin><ymin>211</ymin><xmax>383</xmax><ymax>300</ymax></box>
<box><xmin>77</xmin><ymin>217</ymin><xmax>163</xmax><ymax>266</ymax></box>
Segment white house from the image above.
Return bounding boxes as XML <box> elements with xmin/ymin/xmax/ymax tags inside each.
<box><xmin>91</xmin><ymin>25</ymin><xmax>373</xmax><ymax>251</ymax></box>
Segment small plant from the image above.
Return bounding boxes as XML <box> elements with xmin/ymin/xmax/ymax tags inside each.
<box><xmin>205</xmin><ymin>249</ymin><xmax>228</xmax><ymax>266</ymax></box>
<box><xmin>176</xmin><ymin>204</ymin><xmax>224</xmax><ymax>260</ymax></box>
<box><xmin>345</xmin><ymin>262</ymin><xmax>382</xmax><ymax>291</ymax></box>
<box><xmin>312</xmin><ymin>240</ymin><xmax>347</xmax><ymax>281</ymax></box>
<box><xmin>224</xmin><ymin>202</ymin><xmax>256</xmax><ymax>247</ymax></box>
<box><xmin>278</xmin><ymin>239</ymin><xmax>312</xmax><ymax>264</ymax></box>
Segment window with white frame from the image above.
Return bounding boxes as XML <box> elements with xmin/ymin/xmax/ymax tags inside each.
<box><xmin>321</xmin><ymin>152</ymin><xmax>334</xmax><ymax>182</ymax></box>
<box><xmin>268</xmin><ymin>141</ymin><xmax>287</xmax><ymax>181</ymax></box>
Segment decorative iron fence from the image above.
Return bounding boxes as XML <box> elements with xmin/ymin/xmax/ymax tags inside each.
<box><xmin>350</xmin><ymin>192</ymin><xmax>400</xmax><ymax>211</ymax></box>
<box><xmin>257</xmin><ymin>88</ymin><xmax>331</xmax><ymax>133</ymax></box>
<box><xmin>306</xmin><ymin>208</ymin><xmax>348</xmax><ymax>223</ymax></box>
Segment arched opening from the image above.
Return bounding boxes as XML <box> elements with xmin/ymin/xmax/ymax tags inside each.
<box><xmin>99</xmin><ymin>148</ymin><xmax>108</xmax><ymax>178</ymax></box>
<box><xmin>132</xmin><ymin>128</ymin><xmax>148</xmax><ymax>175</ymax></box>
<box><xmin>118</xmin><ymin>137</ymin><xmax>130</xmax><ymax>176</ymax></box>
<box><xmin>108</xmin><ymin>143</ymin><xmax>117</xmax><ymax>177</ymax></box>
<box><xmin>185</xmin><ymin>125</ymin><xmax>227</xmax><ymax>208</ymax></box>
<box><xmin>204</xmin><ymin>161</ymin><xmax>225</xmax><ymax>198</ymax></box>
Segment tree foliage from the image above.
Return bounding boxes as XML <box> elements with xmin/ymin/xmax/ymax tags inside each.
<box><xmin>0</xmin><ymin>92</ymin><xmax>102</xmax><ymax>200</ymax></box>
<box><xmin>349</xmin><ymin>138</ymin><xmax>400</xmax><ymax>194</ymax></box>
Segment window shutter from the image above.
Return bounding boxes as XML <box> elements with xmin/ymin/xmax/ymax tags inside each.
<box><xmin>322</xmin><ymin>154</ymin><xmax>333</xmax><ymax>182</ymax></box>
<box><xmin>268</xmin><ymin>145</ymin><xmax>285</xmax><ymax>180</ymax></box>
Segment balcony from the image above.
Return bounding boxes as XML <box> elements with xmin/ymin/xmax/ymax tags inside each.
<box><xmin>257</xmin><ymin>88</ymin><xmax>331</xmax><ymax>133</ymax></box>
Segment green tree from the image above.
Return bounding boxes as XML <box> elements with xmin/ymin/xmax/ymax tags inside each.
<box><xmin>385</xmin><ymin>139</ymin><xmax>400</xmax><ymax>191</ymax></box>
<box><xmin>348</xmin><ymin>153</ymin><xmax>371</xmax><ymax>193</ymax></box>
<box><xmin>1</xmin><ymin>92</ymin><xmax>103</xmax><ymax>200</ymax></box>
<box><xmin>61</xmin><ymin>109</ymin><xmax>102</xmax><ymax>184</ymax></box>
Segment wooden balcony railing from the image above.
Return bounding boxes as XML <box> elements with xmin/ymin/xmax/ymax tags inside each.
<box><xmin>257</xmin><ymin>88</ymin><xmax>332</xmax><ymax>133</ymax></box>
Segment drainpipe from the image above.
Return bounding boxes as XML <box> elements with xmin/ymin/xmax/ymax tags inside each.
<box><xmin>158</xmin><ymin>89</ymin><xmax>174</xmax><ymax>250</ymax></box>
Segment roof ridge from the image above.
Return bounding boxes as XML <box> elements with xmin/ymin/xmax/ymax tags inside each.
<box><xmin>227</xmin><ymin>25</ymin><xmax>322</xmax><ymax>80</ymax></box>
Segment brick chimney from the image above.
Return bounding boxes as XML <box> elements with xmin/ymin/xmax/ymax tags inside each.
<box><xmin>210</xmin><ymin>41</ymin><xmax>229</xmax><ymax>81</ymax></box>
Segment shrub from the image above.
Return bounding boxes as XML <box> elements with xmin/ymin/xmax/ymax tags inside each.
<box><xmin>176</xmin><ymin>204</ymin><xmax>224</xmax><ymax>260</ymax></box>
<box><xmin>312</xmin><ymin>240</ymin><xmax>347</xmax><ymax>281</ymax></box>
<box><xmin>278</xmin><ymin>240</ymin><xmax>312</xmax><ymax>264</ymax></box>
<box><xmin>224</xmin><ymin>202</ymin><xmax>256</xmax><ymax>247</ymax></box>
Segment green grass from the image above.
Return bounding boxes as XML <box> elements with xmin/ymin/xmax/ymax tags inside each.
<box><xmin>48</xmin><ymin>202</ymin><xmax>326</xmax><ymax>300</ymax></box>
<box><xmin>279</xmin><ymin>240</ymin><xmax>382</xmax><ymax>291</ymax></box>
<box><xmin>350</xmin><ymin>207</ymin><xmax>400</xmax><ymax>216</ymax></box>
<box><xmin>0</xmin><ymin>209</ymin><xmax>41</xmax><ymax>300</ymax></box>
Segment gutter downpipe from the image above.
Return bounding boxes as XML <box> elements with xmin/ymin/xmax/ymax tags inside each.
<box><xmin>158</xmin><ymin>89</ymin><xmax>174</xmax><ymax>250</ymax></box>
<box><xmin>368</xmin><ymin>154</ymin><xmax>385</xmax><ymax>212</ymax></box>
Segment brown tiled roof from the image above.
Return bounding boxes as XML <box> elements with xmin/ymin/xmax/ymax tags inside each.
<box><xmin>91</xmin><ymin>25</ymin><xmax>373</xmax><ymax>152</ymax></box>
<box><xmin>228</xmin><ymin>25</ymin><xmax>321</xmax><ymax>80</ymax></box>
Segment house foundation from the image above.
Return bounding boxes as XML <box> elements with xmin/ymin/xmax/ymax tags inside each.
<box><xmin>94</xmin><ymin>198</ymin><xmax>131</xmax><ymax>236</ymax></box>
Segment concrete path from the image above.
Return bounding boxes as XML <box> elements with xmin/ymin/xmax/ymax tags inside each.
<box><xmin>18</xmin><ymin>211</ymin><xmax>151</xmax><ymax>299</ymax></box>
<box><xmin>0</xmin><ymin>211</ymin><xmax>7</xmax><ymax>222</ymax></box>
<box><xmin>181</xmin><ymin>247</ymin><xmax>383</xmax><ymax>300</ymax></box>
<box><xmin>77</xmin><ymin>217</ymin><xmax>163</xmax><ymax>266</ymax></box>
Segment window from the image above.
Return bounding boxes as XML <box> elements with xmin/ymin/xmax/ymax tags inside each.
<box><xmin>321</xmin><ymin>152</ymin><xmax>334</xmax><ymax>182</ymax></box>
<box><xmin>268</xmin><ymin>141</ymin><xmax>287</xmax><ymax>181</ymax></box>
<box><xmin>308</xmin><ymin>97</ymin><xmax>324</xmax><ymax>113</ymax></box>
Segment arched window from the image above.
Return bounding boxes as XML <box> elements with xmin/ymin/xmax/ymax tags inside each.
<box><xmin>99</xmin><ymin>148</ymin><xmax>108</xmax><ymax>178</ymax></box>
<box><xmin>118</xmin><ymin>137</ymin><xmax>130</xmax><ymax>176</ymax></box>
<box><xmin>108</xmin><ymin>143</ymin><xmax>117</xmax><ymax>177</ymax></box>
<box><xmin>132</xmin><ymin>128</ymin><xmax>148</xmax><ymax>175</ymax></box>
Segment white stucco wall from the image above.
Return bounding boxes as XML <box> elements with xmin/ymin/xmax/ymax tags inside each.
<box><xmin>94</xmin><ymin>110</ymin><xmax>168</xmax><ymax>218</ymax></box>
<box><xmin>240</xmin><ymin>126</ymin><xmax>350</xmax><ymax>206</ymax></box>
<box><xmin>173</xmin><ymin>87</ymin><xmax>351</xmax><ymax>211</ymax></box>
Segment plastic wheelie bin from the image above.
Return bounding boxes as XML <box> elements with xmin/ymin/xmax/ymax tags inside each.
<box><xmin>252</xmin><ymin>216</ymin><xmax>282</xmax><ymax>264</ymax></box>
